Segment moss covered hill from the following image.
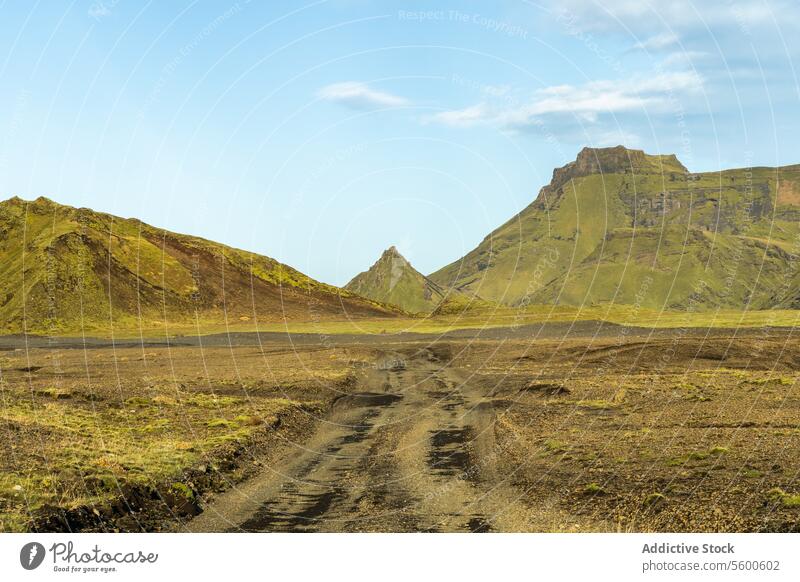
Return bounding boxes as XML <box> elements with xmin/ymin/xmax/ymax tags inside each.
<box><xmin>430</xmin><ymin>146</ymin><xmax>800</xmax><ymax>310</ymax></box>
<box><xmin>345</xmin><ymin>246</ymin><xmax>450</xmax><ymax>313</ymax></box>
<box><xmin>0</xmin><ymin>196</ymin><xmax>397</xmax><ymax>333</ymax></box>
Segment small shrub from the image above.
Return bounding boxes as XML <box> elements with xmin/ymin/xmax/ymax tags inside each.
<box><xmin>583</xmin><ymin>482</ymin><xmax>605</xmax><ymax>495</ymax></box>
<box><xmin>544</xmin><ymin>439</ymin><xmax>567</xmax><ymax>452</ymax></box>
<box><xmin>688</xmin><ymin>451</ymin><xmax>709</xmax><ymax>461</ymax></box>
<box><xmin>172</xmin><ymin>482</ymin><xmax>195</xmax><ymax>501</ymax></box>
<box><xmin>768</xmin><ymin>488</ymin><xmax>800</xmax><ymax>507</ymax></box>
<box><xmin>124</xmin><ymin>396</ymin><xmax>152</xmax><ymax>407</ymax></box>
<box><xmin>35</xmin><ymin>387</ymin><xmax>72</xmax><ymax>399</ymax></box>
<box><xmin>206</xmin><ymin>418</ymin><xmax>236</xmax><ymax>429</ymax></box>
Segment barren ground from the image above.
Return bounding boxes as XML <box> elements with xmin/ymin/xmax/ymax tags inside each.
<box><xmin>2</xmin><ymin>323</ymin><xmax>799</xmax><ymax>532</ymax></box>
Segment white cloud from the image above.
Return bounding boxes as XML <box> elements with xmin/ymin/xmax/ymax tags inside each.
<box><xmin>430</xmin><ymin>71</ymin><xmax>704</xmax><ymax>130</ymax></box>
<box><xmin>660</xmin><ymin>50</ymin><xmax>710</xmax><ymax>67</ymax></box>
<box><xmin>318</xmin><ymin>82</ymin><xmax>409</xmax><ymax>109</ymax></box>
<box><xmin>633</xmin><ymin>31</ymin><xmax>680</xmax><ymax>51</ymax></box>
<box><xmin>553</xmin><ymin>0</ymin><xmax>783</xmax><ymax>34</ymax></box>
<box><xmin>427</xmin><ymin>104</ymin><xmax>491</xmax><ymax>128</ymax></box>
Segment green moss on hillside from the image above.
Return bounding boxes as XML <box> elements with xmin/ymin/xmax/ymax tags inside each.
<box><xmin>0</xmin><ymin>197</ymin><xmax>397</xmax><ymax>333</ymax></box>
<box><xmin>430</xmin><ymin>146</ymin><xmax>800</xmax><ymax>310</ymax></box>
<box><xmin>345</xmin><ymin>246</ymin><xmax>457</xmax><ymax>314</ymax></box>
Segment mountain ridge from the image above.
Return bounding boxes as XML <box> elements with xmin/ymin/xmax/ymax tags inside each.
<box><xmin>6</xmin><ymin>144</ymin><xmax>800</xmax><ymax>333</ymax></box>
<box><xmin>0</xmin><ymin>196</ymin><xmax>398</xmax><ymax>332</ymax></box>
<box><xmin>430</xmin><ymin>145</ymin><xmax>800</xmax><ymax>310</ymax></box>
<box><xmin>345</xmin><ymin>246</ymin><xmax>450</xmax><ymax>313</ymax></box>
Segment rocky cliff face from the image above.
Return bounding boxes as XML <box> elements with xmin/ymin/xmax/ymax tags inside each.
<box><xmin>430</xmin><ymin>146</ymin><xmax>800</xmax><ymax>310</ymax></box>
<box><xmin>538</xmin><ymin>146</ymin><xmax>688</xmax><ymax>207</ymax></box>
<box><xmin>345</xmin><ymin>246</ymin><xmax>449</xmax><ymax>313</ymax></box>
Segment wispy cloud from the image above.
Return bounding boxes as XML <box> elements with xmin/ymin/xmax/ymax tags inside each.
<box><xmin>553</xmin><ymin>0</ymin><xmax>784</xmax><ymax>34</ymax></box>
<box><xmin>632</xmin><ymin>32</ymin><xmax>680</xmax><ymax>52</ymax></box>
<box><xmin>429</xmin><ymin>71</ymin><xmax>703</xmax><ymax>130</ymax></box>
<box><xmin>318</xmin><ymin>82</ymin><xmax>409</xmax><ymax>109</ymax></box>
<box><xmin>660</xmin><ymin>50</ymin><xmax>710</xmax><ymax>67</ymax></box>
<box><xmin>427</xmin><ymin>104</ymin><xmax>490</xmax><ymax>128</ymax></box>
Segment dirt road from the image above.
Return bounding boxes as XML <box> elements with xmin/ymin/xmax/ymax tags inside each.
<box><xmin>185</xmin><ymin>345</ymin><xmax>568</xmax><ymax>532</ymax></box>
<box><xmin>8</xmin><ymin>329</ymin><xmax>797</xmax><ymax>532</ymax></box>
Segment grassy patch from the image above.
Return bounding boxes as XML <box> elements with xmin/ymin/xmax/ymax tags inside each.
<box><xmin>674</xmin><ymin>382</ymin><xmax>713</xmax><ymax>402</ymax></box>
<box><xmin>767</xmin><ymin>488</ymin><xmax>800</xmax><ymax>507</ymax></box>
<box><xmin>550</xmin><ymin>399</ymin><xmax>618</xmax><ymax>410</ymax></box>
<box><xmin>583</xmin><ymin>482</ymin><xmax>606</xmax><ymax>496</ymax></box>
<box><xmin>745</xmin><ymin>376</ymin><xmax>794</xmax><ymax>387</ymax></box>
<box><xmin>543</xmin><ymin>439</ymin><xmax>568</xmax><ymax>453</ymax></box>
<box><xmin>0</xmin><ymin>388</ymin><xmax>299</xmax><ymax>531</ymax></box>
<box><xmin>668</xmin><ymin>445</ymin><xmax>730</xmax><ymax>467</ymax></box>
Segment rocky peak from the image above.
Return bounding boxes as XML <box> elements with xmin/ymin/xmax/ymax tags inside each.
<box><xmin>345</xmin><ymin>245</ymin><xmax>447</xmax><ymax>313</ymax></box>
<box><xmin>547</xmin><ymin>146</ymin><xmax>687</xmax><ymax>194</ymax></box>
<box><xmin>380</xmin><ymin>245</ymin><xmax>408</xmax><ymax>265</ymax></box>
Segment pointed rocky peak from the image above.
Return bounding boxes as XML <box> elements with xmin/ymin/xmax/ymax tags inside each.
<box><xmin>382</xmin><ymin>245</ymin><xmax>402</xmax><ymax>259</ymax></box>
<box><xmin>351</xmin><ymin>246</ymin><xmax>415</xmax><ymax>282</ymax></box>
<box><xmin>345</xmin><ymin>246</ymin><xmax>447</xmax><ymax>314</ymax></box>
<box><xmin>372</xmin><ymin>245</ymin><xmax>409</xmax><ymax>268</ymax></box>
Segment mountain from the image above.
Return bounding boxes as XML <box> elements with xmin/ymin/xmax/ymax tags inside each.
<box><xmin>345</xmin><ymin>246</ymin><xmax>450</xmax><ymax>313</ymax></box>
<box><xmin>430</xmin><ymin>146</ymin><xmax>800</xmax><ymax>310</ymax></box>
<box><xmin>0</xmin><ymin>196</ymin><xmax>397</xmax><ymax>332</ymax></box>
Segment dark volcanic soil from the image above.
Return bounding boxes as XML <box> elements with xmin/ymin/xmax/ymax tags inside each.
<box><xmin>3</xmin><ymin>323</ymin><xmax>800</xmax><ymax>532</ymax></box>
<box><xmin>1</xmin><ymin>319</ymin><xmax>797</xmax><ymax>351</ymax></box>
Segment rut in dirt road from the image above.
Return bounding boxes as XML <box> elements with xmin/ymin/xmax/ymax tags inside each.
<box><xmin>185</xmin><ymin>347</ymin><xmax>540</xmax><ymax>532</ymax></box>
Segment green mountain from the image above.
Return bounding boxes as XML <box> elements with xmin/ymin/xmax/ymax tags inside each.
<box><xmin>345</xmin><ymin>246</ymin><xmax>450</xmax><ymax>313</ymax></box>
<box><xmin>0</xmin><ymin>196</ymin><xmax>397</xmax><ymax>332</ymax></box>
<box><xmin>430</xmin><ymin>146</ymin><xmax>800</xmax><ymax>310</ymax></box>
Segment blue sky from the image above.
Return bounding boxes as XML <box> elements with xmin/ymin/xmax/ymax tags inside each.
<box><xmin>1</xmin><ymin>0</ymin><xmax>798</xmax><ymax>285</ymax></box>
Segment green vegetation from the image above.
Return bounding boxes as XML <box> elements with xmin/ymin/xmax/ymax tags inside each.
<box><xmin>544</xmin><ymin>439</ymin><xmax>568</xmax><ymax>452</ymax></box>
<box><xmin>668</xmin><ymin>445</ymin><xmax>731</xmax><ymax>466</ymax></box>
<box><xmin>5</xmin><ymin>145</ymin><xmax>800</xmax><ymax>337</ymax></box>
<box><xmin>172</xmin><ymin>482</ymin><xmax>196</xmax><ymax>502</ymax></box>
<box><xmin>0</xmin><ymin>383</ymin><xmax>300</xmax><ymax>531</ymax></box>
<box><xmin>430</xmin><ymin>146</ymin><xmax>800</xmax><ymax>310</ymax></box>
<box><xmin>345</xmin><ymin>246</ymin><xmax>455</xmax><ymax>314</ymax></box>
<box><xmin>0</xmin><ymin>340</ymin><xmax>355</xmax><ymax>532</ymax></box>
<box><xmin>0</xmin><ymin>196</ymin><xmax>396</xmax><ymax>334</ymax></box>
<box><xmin>583</xmin><ymin>482</ymin><xmax>606</xmax><ymax>495</ymax></box>
<box><xmin>767</xmin><ymin>488</ymin><xmax>800</xmax><ymax>507</ymax></box>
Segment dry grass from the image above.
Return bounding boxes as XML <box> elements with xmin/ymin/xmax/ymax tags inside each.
<box><xmin>0</xmin><ymin>345</ymin><xmax>363</xmax><ymax>531</ymax></box>
<box><xmin>451</xmin><ymin>338</ymin><xmax>800</xmax><ymax>532</ymax></box>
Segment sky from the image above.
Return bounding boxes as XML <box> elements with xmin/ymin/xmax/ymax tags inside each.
<box><xmin>1</xmin><ymin>0</ymin><xmax>799</xmax><ymax>286</ymax></box>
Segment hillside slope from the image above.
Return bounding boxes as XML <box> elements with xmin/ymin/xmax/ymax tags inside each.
<box><xmin>345</xmin><ymin>246</ymin><xmax>450</xmax><ymax>313</ymax></box>
<box><xmin>430</xmin><ymin>146</ymin><xmax>800</xmax><ymax>310</ymax></box>
<box><xmin>0</xmin><ymin>197</ymin><xmax>397</xmax><ymax>332</ymax></box>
